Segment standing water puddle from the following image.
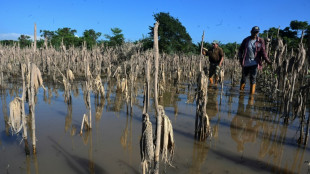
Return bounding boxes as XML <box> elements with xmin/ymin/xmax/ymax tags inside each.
<box><xmin>0</xmin><ymin>80</ymin><xmax>309</xmax><ymax>174</ymax></box>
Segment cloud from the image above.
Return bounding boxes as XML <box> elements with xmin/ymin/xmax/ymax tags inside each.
<box><xmin>0</xmin><ymin>33</ymin><xmax>21</xmax><ymax>40</ymax></box>
<box><xmin>0</xmin><ymin>33</ymin><xmax>43</xmax><ymax>40</ymax></box>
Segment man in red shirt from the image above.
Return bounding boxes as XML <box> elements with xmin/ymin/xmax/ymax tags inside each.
<box><xmin>238</xmin><ymin>26</ymin><xmax>272</xmax><ymax>94</ymax></box>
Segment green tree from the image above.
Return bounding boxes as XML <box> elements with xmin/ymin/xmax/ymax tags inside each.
<box><xmin>307</xmin><ymin>26</ymin><xmax>310</xmax><ymax>64</ymax></box>
<box><xmin>260</xmin><ymin>20</ymin><xmax>309</xmax><ymax>50</ymax></box>
<box><xmin>40</xmin><ymin>30</ymin><xmax>55</xmax><ymax>41</ymax></box>
<box><xmin>306</xmin><ymin>25</ymin><xmax>310</xmax><ymax>37</ymax></box>
<box><xmin>52</xmin><ymin>27</ymin><xmax>80</xmax><ymax>49</ymax></box>
<box><xmin>104</xmin><ymin>28</ymin><xmax>124</xmax><ymax>47</ymax></box>
<box><xmin>0</xmin><ymin>40</ymin><xmax>17</xmax><ymax>46</ymax></box>
<box><xmin>40</xmin><ymin>30</ymin><xmax>55</xmax><ymax>48</ymax></box>
<box><xmin>82</xmin><ymin>29</ymin><xmax>101</xmax><ymax>49</ymax></box>
<box><xmin>290</xmin><ymin>20</ymin><xmax>308</xmax><ymax>35</ymax></box>
<box><xmin>196</xmin><ymin>41</ymin><xmax>212</xmax><ymax>54</ymax></box>
<box><xmin>138</xmin><ymin>35</ymin><xmax>153</xmax><ymax>51</ymax></box>
<box><xmin>221</xmin><ymin>42</ymin><xmax>239</xmax><ymax>59</ymax></box>
<box><xmin>36</xmin><ymin>39</ymin><xmax>45</xmax><ymax>49</ymax></box>
<box><xmin>260</xmin><ymin>27</ymin><xmax>279</xmax><ymax>40</ymax></box>
<box><xmin>280</xmin><ymin>27</ymin><xmax>299</xmax><ymax>49</ymax></box>
<box><xmin>197</xmin><ymin>41</ymin><xmax>239</xmax><ymax>59</ymax></box>
<box><xmin>149</xmin><ymin>12</ymin><xmax>194</xmax><ymax>54</ymax></box>
<box><xmin>18</xmin><ymin>35</ymin><xmax>32</xmax><ymax>48</ymax></box>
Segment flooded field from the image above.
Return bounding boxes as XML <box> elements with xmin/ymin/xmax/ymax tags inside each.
<box><xmin>1</xmin><ymin>79</ymin><xmax>309</xmax><ymax>174</ymax></box>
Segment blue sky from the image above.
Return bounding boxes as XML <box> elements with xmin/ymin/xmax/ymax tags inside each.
<box><xmin>0</xmin><ymin>0</ymin><xmax>309</xmax><ymax>44</ymax></box>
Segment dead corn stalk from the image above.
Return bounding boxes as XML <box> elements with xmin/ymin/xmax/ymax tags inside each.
<box><xmin>140</xmin><ymin>113</ymin><xmax>154</xmax><ymax>174</ymax></box>
<box><xmin>195</xmin><ymin>71</ymin><xmax>211</xmax><ymax>140</ymax></box>
<box><xmin>195</xmin><ymin>32</ymin><xmax>211</xmax><ymax>141</ymax></box>
<box><xmin>80</xmin><ymin>81</ymin><xmax>92</xmax><ymax>135</ymax></box>
<box><xmin>140</xmin><ymin>52</ymin><xmax>153</xmax><ymax>173</ymax></box>
<box><xmin>153</xmin><ymin>21</ymin><xmax>161</xmax><ymax>174</ymax></box>
<box><xmin>158</xmin><ymin>105</ymin><xmax>175</xmax><ymax>166</ymax></box>
<box><xmin>29</xmin><ymin>63</ymin><xmax>45</xmax><ymax>154</ymax></box>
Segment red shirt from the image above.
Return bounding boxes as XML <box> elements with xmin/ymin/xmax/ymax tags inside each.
<box><xmin>238</xmin><ymin>36</ymin><xmax>271</xmax><ymax>69</ymax></box>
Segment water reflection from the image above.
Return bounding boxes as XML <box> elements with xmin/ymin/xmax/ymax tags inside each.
<box><xmin>1</xmin><ymin>90</ymin><xmax>10</xmax><ymax>135</ymax></box>
<box><xmin>0</xmin><ymin>80</ymin><xmax>310</xmax><ymax>173</ymax></box>
<box><xmin>24</xmin><ymin>138</ymin><xmax>30</xmax><ymax>155</ymax></box>
<box><xmin>186</xmin><ymin>84</ymin><xmax>195</xmax><ymax>104</ymax></box>
<box><xmin>228</xmin><ymin>93</ymin><xmax>309</xmax><ymax>173</ymax></box>
<box><xmin>65</xmin><ymin>103</ymin><xmax>73</xmax><ymax>133</ymax></box>
<box><xmin>95</xmin><ymin>94</ymin><xmax>105</xmax><ymax>121</ymax></box>
<box><xmin>291</xmin><ymin>147</ymin><xmax>307</xmax><ymax>173</ymax></box>
<box><xmin>26</xmin><ymin>155</ymin><xmax>30</xmax><ymax>174</ymax></box>
<box><xmin>72</xmin><ymin>83</ymin><xmax>80</xmax><ymax>98</ymax></box>
<box><xmin>253</xmin><ymin>97</ymin><xmax>290</xmax><ymax>173</ymax></box>
<box><xmin>230</xmin><ymin>95</ymin><xmax>260</xmax><ymax>152</ymax></box>
<box><xmin>87</xmin><ymin>130</ymin><xmax>94</xmax><ymax>174</ymax></box>
<box><xmin>47</xmin><ymin>87</ymin><xmax>53</xmax><ymax>104</ymax></box>
<box><xmin>42</xmin><ymin>83</ymin><xmax>61</xmax><ymax>105</ymax></box>
<box><xmin>206</xmin><ymin>90</ymin><xmax>219</xmax><ymax>119</ymax></box>
<box><xmin>105</xmin><ymin>81</ymin><xmax>113</xmax><ymax>112</ymax></box>
<box><xmin>120</xmin><ymin>111</ymin><xmax>133</xmax><ymax>153</ymax></box>
<box><xmin>226</xmin><ymin>87</ymin><xmax>236</xmax><ymax>118</ymax></box>
<box><xmin>53</xmin><ymin>84</ymin><xmax>59</xmax><ymax>98</ymax></box>
<box><xmin>189</xmin><ymin>140</ymin><xmax>209</xmax><ymax>174</ymax></box>
<box><xmin>25</xmin><ymin>154</ymin><xmax>39</xmax><ymax>174</ymax></box>
<box><xmin>48</xmin><ymin>136</ymin><xmax>106</xmax><ymax>174</ymax></box>
<box><xmin>158</xmin><ymin>85</ymin><xmax>181</xmax><ymax>117</ymax></box>
<box><xmin>9</xmin><ymin>83</ymin><xmax>20</xmax><ymax>98</ymax></box>
<box><xmin>112</xmin><ymin>91</ymin><xmax>124</xmax><ymax>113</ymax></box>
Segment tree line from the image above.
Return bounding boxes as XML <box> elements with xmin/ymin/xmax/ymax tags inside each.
<box><xmin>0</xmin><ymin>27</ymin><xmax>124</xmax><ymax>50</ymax></box>
<box><xmin>0</xmin><ymin>12</ymin><xmax>309</xmax><ymax>58</ymax></box>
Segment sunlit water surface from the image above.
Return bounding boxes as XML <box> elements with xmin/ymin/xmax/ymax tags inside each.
<box><xmin>0</xmin><ymin>80</ymin><xmax>309</xmax><ymax>174</ymax></box>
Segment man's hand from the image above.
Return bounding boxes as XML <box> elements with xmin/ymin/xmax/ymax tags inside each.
<box><xmin>202</xmin><ymin>48</ymin><xmax>208</xmax><ymax>55</ymax></box>
<box><xmin>219</xmin><ymin>57</ymin><xmax>224</xmax><ymax>67</ymax></box>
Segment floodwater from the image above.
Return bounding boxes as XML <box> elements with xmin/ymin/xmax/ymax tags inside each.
<box><xmin>0</xmin><ymin>79</ymin><xmax>309</xmax><ymax>174</ymax></box>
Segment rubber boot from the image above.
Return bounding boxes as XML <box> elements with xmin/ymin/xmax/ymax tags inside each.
<box><xmin>250</xmin><ymin>84</ymin><xmax>256</xmax><ymax>94</ymax></box>
<box><xmin>215</xmin><ymin>76</ymin><xmax>219</xmax><ymax>85</ymax></box>
<box><xmin>240</xmin><ymin>83</ymin><xmax>245</xmax><ymax>91</ymax></box>
<box><xmin>249</xmin><ymin>95</ymin><xmax>254</xmax><ymax>105</ymax></box>
<box><xmin>209</xmin><ymin>78</ymin><xmax>214</xmax><ymax>85</ymax></box>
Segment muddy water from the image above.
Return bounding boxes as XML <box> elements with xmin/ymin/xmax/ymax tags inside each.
<box><xmin>0</xmin><ymin>80</ymin><xmax>309</xmax><ymax>174</ymax></box>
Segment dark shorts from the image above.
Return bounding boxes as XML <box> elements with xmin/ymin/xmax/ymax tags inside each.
<box><xmin>240</xmin><ymin>65</ymin><xmax>258</xmax><ymax>84</ymax></box>
<box><xmin>209</xmin><ymin>63</ymin><xmax>220</xmax><ymax>78</ymax></box>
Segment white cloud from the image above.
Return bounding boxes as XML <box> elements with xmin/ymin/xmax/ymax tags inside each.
<box><xmin>0</xmin><ymin>33</ymin><xmax>21</xmax><ymax>40</ymax></box>
<box><xmin>0</xmin><ymin>33</ymin><xmax>43</xmax><ymax>40</ymax></box>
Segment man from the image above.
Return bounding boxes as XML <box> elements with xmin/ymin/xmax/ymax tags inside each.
<box><xmin>202</xmin><ymin>40</ymin><xmax>224</xmax><ymax>84</ymax></box>
<box><xmin>238</xmin><ymin>26</ymin><xmax>271</xmax><ymax>94</ymax></box>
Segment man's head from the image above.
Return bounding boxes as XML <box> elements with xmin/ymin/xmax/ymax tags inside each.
<box><xmin>251</xmin><ymin>26</ymin><xmax>260</xmax><ymax>37</ymax></box>
<box><xmin>212</xmin><ymin>40</ymin><xmax>219</xmax><ymax>48</ymax></box>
